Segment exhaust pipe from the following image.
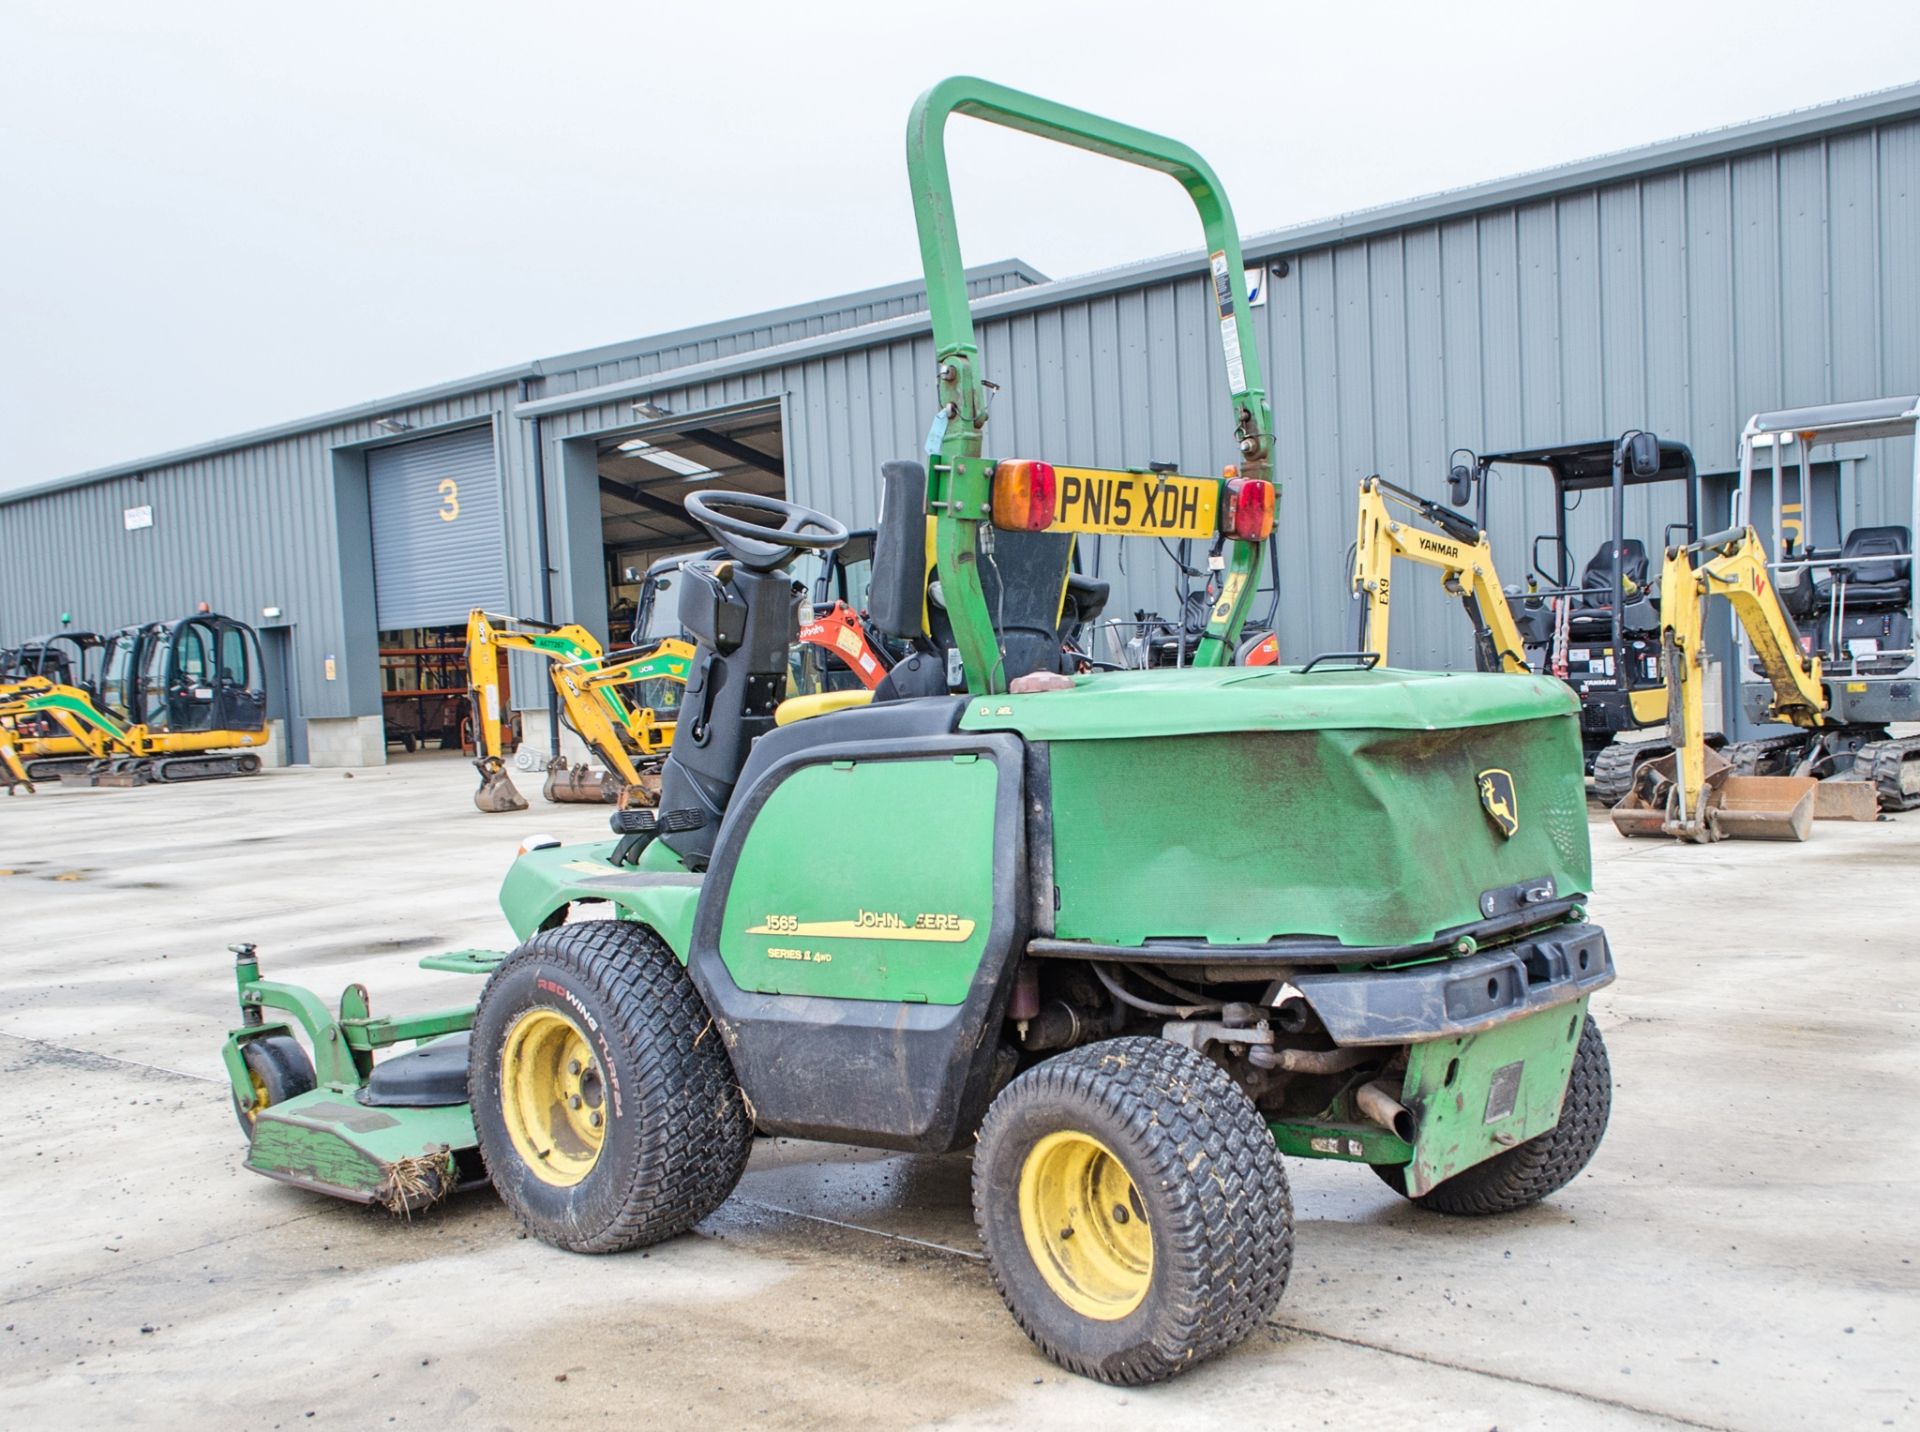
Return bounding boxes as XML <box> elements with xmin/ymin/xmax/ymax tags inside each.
<box><xmin>1355</xmin><ymin>1079</ymin><xmax>1416</xmax><ymax>1143</ymax></box>
<box><xmin>472</xmin><ymin>756</ymin><xmax>529</xmax><ymax>814</ymax></box>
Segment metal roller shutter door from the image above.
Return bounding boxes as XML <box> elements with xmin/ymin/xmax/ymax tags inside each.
<box><xmin>367</xmin><ymin>426</ymin><xmax>508</xmax><ymax>629</ymax></box>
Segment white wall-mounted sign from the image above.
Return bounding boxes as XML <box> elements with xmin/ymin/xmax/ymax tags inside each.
<box><xmin>124</xmin><ymin>504</ymin><xmax>153</xmax><ymax>531</ymax></box>
<box><xmin>1244</xmin><ymin>268</ymin><xmax>1268</xmax><ymax>307</ymax></box>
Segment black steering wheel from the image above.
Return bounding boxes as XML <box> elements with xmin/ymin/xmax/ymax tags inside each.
<box><xmin>684</xmin><ymin>490</ymin><xmax>849</xmax><ymax>571</ymax></box>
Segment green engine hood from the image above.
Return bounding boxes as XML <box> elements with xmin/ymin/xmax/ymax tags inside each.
<box><xmin>968</xmin><ymin>666</ymin><xmax>1591</xmax><ymax>952</ymax></box>
<box><xmin>957</xmin><ymin>664</ymin><xmax>1578</xmax><ymax>740</ymax></box>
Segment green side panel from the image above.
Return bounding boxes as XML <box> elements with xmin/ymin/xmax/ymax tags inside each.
<box><xmin>959</xmin><ymin>664</ymin><xmax>1577</xmax><ymax>742</ymax></box>
<box><xmin>624</xmin><ymin>881</ymin><xmax>700</xmax><ymax>962</ymax></box>
<box><xmin>1402</xmin><ymin>997</ymin><xmax>1588</xmax><ymax>1195</ymax></box>
<box><xmin>499</xmin><ymin>839</ymin><xmax>702</xmax><ymax>961</ymax></box>
<box><xmin>1047</xmin><ymin>718</ymin><xmax>1590</xmax><ymax>949</ymax></box>
<box><xmin>718</xmin><ymin>754</ymin><xmax>999</xmax><ymax>1004</ymax></box>
<box><xmin>246</xmin><ymin>1087</ymin><xmax>476</xmax><ymax>1201</ymax></box>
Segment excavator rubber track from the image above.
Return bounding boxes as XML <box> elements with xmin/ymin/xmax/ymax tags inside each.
<box><xmin>24</xmin><ymin>755</ymin><xmax>99</xmax><ymax>782</ymax></box>
<box><xmin>1854</xmin><ymin>736</ymin><xmax>1920</xmax><ymax>812</ymax></box>
<box><xmin>146</xmin><ymin>753</ymin><xmax>264</xmax><ymax>784</ymax></box>
<box><xmin>1592</xmin><ymin>734</ymin><xmax>1726</xmax><ymax>807</ymax></box>
<box><xmin>1590</xmin><ymin>742</ymin><xmax>1655</xmax><ymax>806</ymax></box>
<box><xmin>1722</xmin><ymin>734</ymin><xmax>1810</xmax><ymax>776</ymax></box>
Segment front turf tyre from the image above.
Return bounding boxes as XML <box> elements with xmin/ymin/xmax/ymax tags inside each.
<box><xmin>232</xmin><ymin>1034</ymin><xmax>316</xmax><ymax>1137</ymax></box>
<box><xmin>972</xmin><ymin>1036</ymin><xmax>1293</xmax><ymax>1385</ymax></box>
<box><xmin>1376</xmin><ymin>1016</ymin><xmax>1612</xmax><ymax>1216</ymax></box>
<box><xmin>470</xmin><ymin>919</ymin><xmax>752</xmax><ymax>1253</ymax></box>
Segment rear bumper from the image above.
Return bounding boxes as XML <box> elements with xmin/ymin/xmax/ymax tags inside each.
<box><xmin>1290</xmin><ymin>922</ymin><xmax>1614</xmax><ymax>1046</ymax></box>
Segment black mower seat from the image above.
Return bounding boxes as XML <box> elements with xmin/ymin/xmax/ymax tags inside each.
<box><xmin>359</xmin><ymin>1032</ymin><xmax>470</xmax><ymax>1108</ymax></box>
<box><xmin>1813</xmin><ymin>525</ymin><xmax>1912</xmax><ymax>609</ymax></box>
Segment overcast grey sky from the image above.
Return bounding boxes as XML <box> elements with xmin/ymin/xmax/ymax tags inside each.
<box><xmin>1</xmin><ymin>0</ymin><xmax>1913</xmax><ymax>491</ymax></box>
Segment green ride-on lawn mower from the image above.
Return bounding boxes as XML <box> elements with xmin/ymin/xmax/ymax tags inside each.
<box><xmin>223</xmin><ymin>77</ymin><xmax>1615</xmax><ymax>1385</ymax></box>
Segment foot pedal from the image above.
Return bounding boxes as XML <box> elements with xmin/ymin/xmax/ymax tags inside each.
<box><xmin>609</xmin><ymin>807</ymin><xmax>705</xmax><ymax>836</ymax></box>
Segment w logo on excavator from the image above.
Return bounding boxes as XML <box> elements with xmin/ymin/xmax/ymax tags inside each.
<box><xmin>1477</xmin><ymin>768</ymin><xmax>1519</xmax><ymax>838</ymax></box>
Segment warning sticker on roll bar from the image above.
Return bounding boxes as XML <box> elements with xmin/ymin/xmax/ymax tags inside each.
<box><xmin>1210</xmin><ymin>250</ymin><xmax>1248</xmax><ymax>394</ymax></box>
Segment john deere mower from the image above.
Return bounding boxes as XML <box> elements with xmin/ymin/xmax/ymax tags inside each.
<box><xmin>224</xmin><ymin>78</ymin><xmax>1614</xmax><ymax>1385</ymax></box>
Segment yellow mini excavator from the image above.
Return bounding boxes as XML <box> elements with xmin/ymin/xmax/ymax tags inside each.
<box><xmin>1350</xmin><ymin>475</ymin><xmax>1532</xmax><ymax>676</ymax></box>
<box><xmin>466</xmin><ymin>611</ymin><xmax>696</xmax><ymax>813</ymax></box>
<box><xmin>2</xmin><ymin>612</ymin><xmax>272</xmax><ymax>789</ymax></box>
<box><xmin>1609</xmin><ymin>524</ymin><xmax>1879</xmax><ymax>842</ymax></box>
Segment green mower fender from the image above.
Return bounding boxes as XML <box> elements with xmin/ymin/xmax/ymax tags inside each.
<box><xmin>500</xmin><ymin>838</ymin><xmax>702</xmax><ymax>958</ymax></box>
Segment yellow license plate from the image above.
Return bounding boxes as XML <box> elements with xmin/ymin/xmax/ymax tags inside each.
<box><xmin>1051</xmin><ymin>466</ymin><xmax>1219</xmax><ymax>539</ymax></box>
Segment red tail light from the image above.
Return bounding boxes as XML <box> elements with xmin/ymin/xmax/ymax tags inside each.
<box><xmin>1223</xmin><ymin>477</ymin><xmax>1274</xmax><ymax>541</ymax></box>
<box><xmin>990</xmin><ymin>460</ymin><xmax>1057</xmax><ymax>531</ymax></box>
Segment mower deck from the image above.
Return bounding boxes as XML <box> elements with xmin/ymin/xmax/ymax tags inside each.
<box><xmin>247</xmin><ymin>1083</ymin><xmax>481</xmax><ymax>1211</ymax></box>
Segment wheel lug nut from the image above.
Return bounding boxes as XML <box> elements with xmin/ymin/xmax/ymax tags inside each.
<box><xmin>588</xmin><ymin>1110</ymin><xmax>602</xmax><ymax>1128</ymax></box>
<box><xmin>569</xmin><ymin>1095</ymin><xmax>582</xmax><ymax>1110</ymax></box>
<box><xmin>1059</xmin><ymin>1226</ymin><xmax>1074</xmax><ymax>1240</ymax></box>
<box><xmin>568</xmin><ymin>1060</ymin><xmax>582</xmax><ymax>1075</ymax></box>
<box><xmin>1112</xmin><ymin>1204</ymin><xmax>1129</xmax><ymax>1223</ymax></box>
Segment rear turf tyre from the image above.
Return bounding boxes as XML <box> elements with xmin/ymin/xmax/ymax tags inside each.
<box><xmin>470</xmin><ymin>919</ymin><xmax>751</xmax><ymax>1253</ymax></box>
<box><xmin>1375</xmin><ymin>1017</ymin><xmax>1611</xmax><ymax>1215</ymax></box>
<box><xmin>972</xmin><ymin>1036</ymin><xmax>1293</xmax><ymax>1385</ymax></box>
<box><xmin>232</xmin><ymin>1034</ymin><xmax>316</xmax><ymax>1137</ymax></box>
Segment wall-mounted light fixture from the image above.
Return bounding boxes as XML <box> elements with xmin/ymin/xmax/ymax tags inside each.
<box><xmin>374</xmin><ymin>417</ymin><xmax>413</xmax><ymax>434</ymax></box>
<box><xmin>631</xmin><ymin>400</ymin><xmax>672</xmax><ymax>420</ymax></box>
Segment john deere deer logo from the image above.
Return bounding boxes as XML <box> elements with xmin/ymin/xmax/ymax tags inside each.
<box><xmin>1477</xmin><ymin>768</ymin><xmax>1519</xmax><ymax>838</ymax></box>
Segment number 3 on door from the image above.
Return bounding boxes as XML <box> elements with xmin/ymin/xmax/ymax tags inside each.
<box><xmin>437</xmin><ymin>478</ymin><xmax>460</xmax><ymax>522</ymax></box>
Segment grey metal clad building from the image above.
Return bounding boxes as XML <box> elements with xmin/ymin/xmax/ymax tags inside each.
<box><xmin>5</xmin><ymin>84</ymin><xmax>1917</xmax><ymax>763</ymax></box>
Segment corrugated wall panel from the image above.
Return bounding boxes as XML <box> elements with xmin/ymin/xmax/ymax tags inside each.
<box><xmin>8</xmin><ymin>115</ymin><xmax>1918</xmax><ymax>741</ymax></box>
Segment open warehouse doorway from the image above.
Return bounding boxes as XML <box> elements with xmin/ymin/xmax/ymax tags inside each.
<box><xmin>593</xmin><ymin>402</ymin><xmax>788</xmax><ymax>648</ymax></box>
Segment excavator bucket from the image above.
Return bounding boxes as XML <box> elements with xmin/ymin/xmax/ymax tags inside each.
<box><xmin>0</xmin><ymin>742</ymin><xmax>33</xmax><ymax>794</ymax></box>
<box><xmin>1710</xmin><ymin>775</ymin><xmax>1817</xmax><ymax>841</ymax></box>
<box><xmin>1608</xmin><ymin>749</ymin><xmax>1696</xmax><ymax>839</ymax></box>
<box><xmin>1812</xmin><ymin>779</ymin><xmax>1880</xmax><ymax>823</ymax></box>
<box><xmin>1611</xmin><ymin>746</ymin><xmax>1819</xmax><ymax>842</ymax></box>
<box><xmin>472</xmin><ymin>756</ymin><xmax>529</xmax><ymax>814</ymax></box>
<box><xmin>542</xmin><ymin>756</ymin><xmax>620</xmax><ymax>805</ymax></box>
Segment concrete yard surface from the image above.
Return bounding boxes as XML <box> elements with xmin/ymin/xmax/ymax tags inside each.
<box><xmin>1</xmin><ymin>755</ymin><xmax>1915</xmax><ymax>1430</ymax></box>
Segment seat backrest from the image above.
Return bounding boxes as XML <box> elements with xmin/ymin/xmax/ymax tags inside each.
<box><xmin>866</xmin><ymin>458</ymin><xmax>1085</xmax><ymax>683</ymax></box>
<box><xmin>1579</xmin><ymin>539</ymin><xmax>1650</xmax><ymax>605</ymax></box>
<box><xmin>1838</xmin><ymin>525</ymin><xmax>1912</xmax><ymax>589</ymax></box>
<box><xmin>868</xmin><ymin>461</ymin><xmax>931</xmax><ymax>642</ymax></box>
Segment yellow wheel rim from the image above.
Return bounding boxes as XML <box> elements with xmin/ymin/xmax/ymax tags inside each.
<box><xmin>245</xmin><ymin>1069</ymin><xmax>269</xmax><ymax>1124</ymax></box>
<box><xmin>1017</xmin><ymin>1130</ymin><xmax>1153</xmax><ymax>1320</ymax></box>
<box><xmin>500</xmin><ymin>1008</ymin><xmax>606</xmax><ymax>1187</ymax></box>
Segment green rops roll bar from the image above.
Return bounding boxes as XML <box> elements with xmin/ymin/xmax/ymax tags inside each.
<box><xmin>905</xmin><ymin>76</ymin><xmax>1277</xmax><ymax>692</ymax></box>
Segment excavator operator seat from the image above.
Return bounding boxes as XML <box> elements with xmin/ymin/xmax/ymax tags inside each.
<box><xmin>1567</xmin><ymin>538</ymin><xmax>1655</xmax><ymax>637</ymax></box>
<box><xmin>1577</xmin><ymin>539</ymin><xmax>1651</xmax><ymax>608</ymax></box>
<box><xmin>1815</xmin><ymin>525</ymin><xmax>1912</xmax><ymax>610</ymax></box>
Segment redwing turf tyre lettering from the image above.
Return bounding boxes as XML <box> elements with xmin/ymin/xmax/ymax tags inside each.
<box><xmin>470</xmin><ymin>919</ymin><xmax>751</xmax><ymax>1252</ymax></box>
<box><xmin>1376</xmin><ymin>1017</ymin><xmax>1611</xmax><ymax>1215</ymax></box>
<box><xmin>972</xmin><ymin>1036</ymin><xmax>1293</xmax><ymax>1384</ymax></box>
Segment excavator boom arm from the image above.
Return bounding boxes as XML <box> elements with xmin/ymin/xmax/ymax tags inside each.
<box><xmin>1351</xmin><ymin>479</ymin><xmax>1531</xmax><ymax>674</ymax></box>
<box><xmin>1696</xmin><ymin>530</ymin><xmax>1826</xmax><ymax>725</ymax></box>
